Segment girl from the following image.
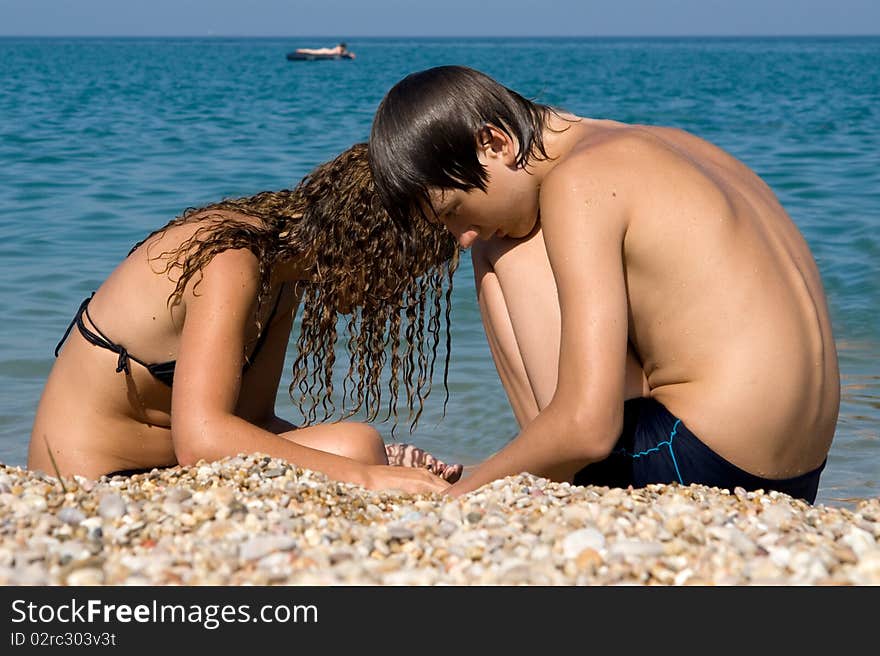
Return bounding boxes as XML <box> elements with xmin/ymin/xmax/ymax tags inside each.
<box><xmin>30</xmin><ymin>143</ymin><xmax>461</xmax><ymax>494</ymax></box>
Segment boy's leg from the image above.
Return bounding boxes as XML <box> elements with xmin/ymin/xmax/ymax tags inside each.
<box><xmin>472</xmin><ymin>231</ymin><xmax>558</xmax><ymax>427</ymax></box>
<box><xmin>475</xmin><ymin>275</ymin><xmax>538</xmax><ymax>428</ymax></box>
<box><xmin>472</xmin><ymin>228</ymin><xmax>649</xmax><ymax>428</ymax></box>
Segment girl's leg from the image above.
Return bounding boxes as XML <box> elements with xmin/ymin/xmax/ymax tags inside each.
<box><xmin>278</xmin><ymin>422</ymin><xmax>463</xmax><ymax>482</ymax></box>
<box><xmin>384</xmin><ymin>443</ymin><xmax>463</xmax><ymax>482</ymax></box>
<box><xmin>278</xmin><ymin>421</ymin><xmax>387</xmax><ymax>464</ymax></box>
<box><xmin>472</xmin><ymin>228</ymin><xmax>648</xmax><ymax>428</ymax></box>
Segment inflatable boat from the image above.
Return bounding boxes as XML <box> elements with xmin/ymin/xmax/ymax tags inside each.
<box><xmin>286</xmin><ymin>51</ymin><xmax>355</xmax><ymax>61</ymax></box>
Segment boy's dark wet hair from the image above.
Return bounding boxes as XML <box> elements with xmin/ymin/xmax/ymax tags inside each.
<box><xmin>369</xmin><ymin>65</ymin><xmax>558</xmax><ymax>227</ymax></box>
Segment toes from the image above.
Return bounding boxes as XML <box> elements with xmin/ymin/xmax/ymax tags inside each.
<box><xmin>385</xmin><ymin>443</ymin><xmax>463</xmax><ymax>482</ymax></box>
<box><xmin>441</xmin><ymin>463</ymin><xmax>463</xmax><ymax>483</ymax></box>
<box><xmin>384</xmin><ymin>443</ymin><xmax>412</xmax><ymax>467</ymax></box>
<box><xmin>385</xmin><ymin>443</ymin><xmax>427</xmax><ymax>468</ymax></box>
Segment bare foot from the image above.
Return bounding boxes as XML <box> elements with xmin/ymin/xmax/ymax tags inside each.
<box><xmin>384</xmin><ymin>443</ymin><xmax>464</xmax><ymax>483</ymax></box>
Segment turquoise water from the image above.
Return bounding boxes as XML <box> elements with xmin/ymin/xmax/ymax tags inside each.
<box><xmin>0</xmin><ymin>37</ymin><xmax>877</xmax><ymax>507</ymax></box>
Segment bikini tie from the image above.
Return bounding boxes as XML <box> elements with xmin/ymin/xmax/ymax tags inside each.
<box><xmin>56</xmin><ymin>293</ymin><xmax>134</xmax><ymax>376</ymax></box>
<box><xmin>115</xmin><ymin>348</ymin><xmax>131</xmax><ymax>375</ymax></box>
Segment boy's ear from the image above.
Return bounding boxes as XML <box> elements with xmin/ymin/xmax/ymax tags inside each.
<box><xmin>476</xmin><ymin>125</ymin><xmax>516</xmax><ymax>164</ymax></box>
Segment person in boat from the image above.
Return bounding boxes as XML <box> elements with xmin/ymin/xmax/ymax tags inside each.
<box><xmin>30</xmin><ymin>143</ymin><xmax>461</xmax><ymax>491</ymax></box>
<box><xmin>368</xmin><ymin>65</ymin><xmax>839</xmax><ymax>504</ymax></box>
<box><xmin>294</xmin><ymin>42</ymin><xmax>355</xmax><ymax>59</ymax></box>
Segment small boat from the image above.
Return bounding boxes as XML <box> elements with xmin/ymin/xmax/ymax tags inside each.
<box><xmin>286</xmin><ymin>51</ymin><xmax>355</xmax><ymax>61</ymax></box>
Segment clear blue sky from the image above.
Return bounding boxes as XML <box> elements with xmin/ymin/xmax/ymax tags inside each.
<box><xmin>1</xmin><ymin>0</ymin><xmax>878</xmax><ymax>37</ymax></box>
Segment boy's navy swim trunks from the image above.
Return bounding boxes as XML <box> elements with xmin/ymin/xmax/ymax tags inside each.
<box><xmin>573</xmin><ymin>397</ymin><xmax>825</xmax><ymax>504</ymax></box>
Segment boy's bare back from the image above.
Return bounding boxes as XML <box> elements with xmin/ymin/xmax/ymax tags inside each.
<box><xmin>565</xmin><ymin>119</ymin><xmax>839</xmax><ymax>478</ymax></box>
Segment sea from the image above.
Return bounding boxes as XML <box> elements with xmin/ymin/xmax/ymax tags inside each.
<box><xmin>0</xmin><ymin>36</ymin><xmax>877</xmax><ymax>507</ymax></box>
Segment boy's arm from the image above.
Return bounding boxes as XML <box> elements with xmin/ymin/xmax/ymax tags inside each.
<box><xmin>447</xmin><ymin>161</ymin><xmax>630</xmax><ymax>496</ymax></box>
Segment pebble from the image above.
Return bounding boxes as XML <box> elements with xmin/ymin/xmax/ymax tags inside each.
<box><xmin>561</xmin><ymin>527</ymin><xmax>605</xmax><ymax>558</ymax></box>
<box><xmin>0</xmin><ymin>456</ymin><xmax>877</xmax><ymax>585</ymax></box>
<box><xmin>239</xmin><ymin>536</ymin><xmax>298</xmax><ymax>561</ymax></box>
<box><xmin>98</xmin><ymin>493</ymin><xmax>127</xmax><ymax>519</ymax></box>
<box><xmin>57</xmin><ymin>507</ymin><xmax>86</xmax><ymax>526</ymax></box>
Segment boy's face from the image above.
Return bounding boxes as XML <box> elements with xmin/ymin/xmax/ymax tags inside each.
<box><xmin>427</xmin><ymin>153</ymin><xmax>539</xmax><ymax>249</ymax></box>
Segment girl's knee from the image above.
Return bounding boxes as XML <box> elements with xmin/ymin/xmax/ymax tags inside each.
<box><xmin>339</xmin><ymin>422</ymin><xmax>386</xmax><ymax>465</ymax></box>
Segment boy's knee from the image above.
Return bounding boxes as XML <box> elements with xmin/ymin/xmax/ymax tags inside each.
<box><xmin>471</xmin><ymin>240</ymin><xmax>490</xmax><ymax>264</ymax></box>
<box><xmin>472</xmin><ymin>238</ymin><xmax>504</xmax><ymax>269</ymax></box>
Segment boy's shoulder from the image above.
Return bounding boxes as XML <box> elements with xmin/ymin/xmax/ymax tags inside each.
<box><xmin>541</xmin><ymin>128</ymin><xmax>658</xmax><ymax>197</ymax></box>
<box><xmin>567</xmin><ymin>123</ymin><xmax>671</xmax><ymax>161</ymax></box>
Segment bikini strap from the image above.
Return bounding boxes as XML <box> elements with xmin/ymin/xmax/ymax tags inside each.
<box><xmin>81</xmin><ymin>302</ymin><xmax>148</xmax><ymax>374</ymax></box>
<box><xmin>243</xmin><ymin>283</ymin><xmax>286</xmax><ymax>370</ymax></box>
<box><xmin>54</xmin><ymin>294</ymin><xmax>94</xmax><ymax>357</ymax></box>
<box><xmin>55</xmin><ymin>293</ymin><xmax>151</xmax><ymax>375</ymax></box>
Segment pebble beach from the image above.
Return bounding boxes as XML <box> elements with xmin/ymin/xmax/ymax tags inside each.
<box><xmin>1</xmin><ymin>454</ymin><xmax>878</xmax><ymax>586</ymax></box>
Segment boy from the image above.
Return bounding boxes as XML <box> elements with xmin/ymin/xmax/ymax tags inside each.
<box><xmin>368</xmin><ymin>65</ymin><xmax>839</xmax><ymax>503</ymax></box>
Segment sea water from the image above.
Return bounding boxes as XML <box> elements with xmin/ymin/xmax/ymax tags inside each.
<box><xmin>0</xmin><ymin>36</ymin><xmax>876</xmax><ymax>507</ymax></box>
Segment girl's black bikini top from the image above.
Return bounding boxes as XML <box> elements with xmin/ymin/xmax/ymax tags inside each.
<box><xmin>54</xmin><ymin>287</ymin><xmax>284</xmax><ymax>387</ymax></box>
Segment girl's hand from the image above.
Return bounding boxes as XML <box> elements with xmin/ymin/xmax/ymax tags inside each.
<box><xmin>362</xmin><ymin>464</ymin><xmax>451</xmax><ymax>495</ymax></box>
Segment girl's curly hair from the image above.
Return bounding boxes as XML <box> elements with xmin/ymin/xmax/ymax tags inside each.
<box><xmin>131</xmin><ymin>143</ymin><xmax>460</xmax><ymax>434</ymax></box>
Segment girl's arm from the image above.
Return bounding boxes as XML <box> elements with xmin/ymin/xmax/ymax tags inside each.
<box><xmin>169</xmin><ymin>248</ymin><xmax>448</xmax><ymax>494</ymax></box>
<box><xmin>232</xmin><ymin>282</ymin><xmax>299</xmax><ymax>432</ymax></box>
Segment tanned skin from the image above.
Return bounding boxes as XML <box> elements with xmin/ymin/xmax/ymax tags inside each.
<box><xmin>425</xmin><ymin>114</ymin><xmax>839</xmax><ymax>497</ymax></box>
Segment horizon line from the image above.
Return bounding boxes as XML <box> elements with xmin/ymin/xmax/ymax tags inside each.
<box><xmin>1</xmin><ymin>33</ymin><xmax>878</xmax><ymax>39</ymax></box>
